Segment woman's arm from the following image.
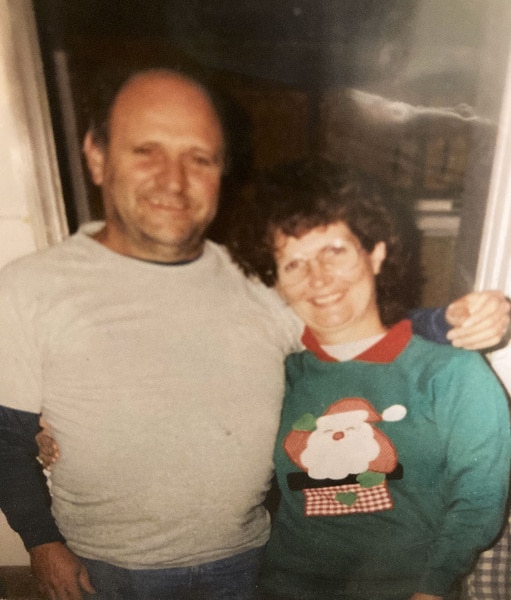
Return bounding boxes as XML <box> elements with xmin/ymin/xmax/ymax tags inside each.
<box><xmin>418</xmin><ymin>351</ymin><xmax>511</xmax><ymax>595</ymax></box>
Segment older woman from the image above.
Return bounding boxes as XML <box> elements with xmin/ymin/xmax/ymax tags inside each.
<box><xmin>231</xmin><ymin>158</ymin><xmax>511</xmax><ymax>600</ymax></box>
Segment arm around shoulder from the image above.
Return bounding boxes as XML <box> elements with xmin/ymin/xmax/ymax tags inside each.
<box><xmin>446</xmin><ymin>290</ymin><xmax>511</xmax><ymax>350</ymax></box>
<box><xmin>410</xmin><ymin>291</ymin><xmax>511</xmax><ymax>350</ymax></box>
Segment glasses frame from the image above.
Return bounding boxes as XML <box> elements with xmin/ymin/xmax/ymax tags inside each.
<box><xmin>276</xmin><ymin>238</ymin><xmax>362</xmax><ymax>288</ymax></box>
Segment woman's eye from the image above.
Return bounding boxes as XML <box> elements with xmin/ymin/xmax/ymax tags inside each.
<box><xmin>325</xmin><ymin>244</ymin><xmax>347</xmax><ymax>256</ymax></box>
<box><xmin>283</xmin><ymin>260</ymin><xmax>302</xmax><ymax>273</ymax></box>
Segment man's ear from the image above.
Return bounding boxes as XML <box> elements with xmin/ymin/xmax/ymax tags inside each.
<box><xmin>83</xmin><ymin>131</ymin><xmax>106</xmax><ymax>186</ymax></box>
<box><xmin>370</xmin><ymin>241</ymin><xmax>387</xmax><ymax>276</ymax></box>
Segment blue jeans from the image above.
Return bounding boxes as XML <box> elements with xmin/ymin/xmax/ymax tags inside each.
<box><xmin>79</xmin><ymin>547</ymin><xmax>264</xmax><ymax>599</ymax></box>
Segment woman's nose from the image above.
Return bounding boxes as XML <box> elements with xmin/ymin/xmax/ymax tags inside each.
<box><xmin>306</xmin><ymin>259</ymin><xmax>331</xmax><ymax>287</ymax></box>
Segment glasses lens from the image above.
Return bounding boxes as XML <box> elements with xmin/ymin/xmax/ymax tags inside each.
<box><xmin>319</xmin><ymin>241</ymin><xmax>359</xmax><ymax>270</ymax></box>
<box><xmin>278</xmin><ymin>240</ymin><xmax>359</xmax><ymax>286</ymax></box>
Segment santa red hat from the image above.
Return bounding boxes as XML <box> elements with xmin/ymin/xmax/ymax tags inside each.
<box><xmin>324</xmin><ymin>397</ymin><xmax>407</xmax><ymax>423</ymax></box>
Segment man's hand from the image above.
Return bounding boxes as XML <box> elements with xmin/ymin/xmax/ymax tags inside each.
<box><xmin>36</xmin><ymin>417</ymin><xmax>59</xmax><ymax>470</ymax></box>
<box><xmin>29</xmin><ymin>542</ymin><xmax>95</xmax><ymax>600</ymax></box>
<box><xmin>446</xmin><ymin>290</ymin><xmax>510</xmax><ymax>350</ymax></box>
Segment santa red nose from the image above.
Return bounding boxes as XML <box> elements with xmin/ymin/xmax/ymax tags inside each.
<box><xmin>332</xmin><ymin>431</ymin><xmax>345</xmax><ymax>441</ymax></box>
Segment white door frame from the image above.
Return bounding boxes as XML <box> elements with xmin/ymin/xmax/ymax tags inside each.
<box><xmin>1</xmin><ymin>0</ymin><xmax>68</xmax><ymax>250</ymax></box>
<box><xmin>476</xmin><ymin>42</ymin><xmax>511</xmax><ymax>294</ymax></box>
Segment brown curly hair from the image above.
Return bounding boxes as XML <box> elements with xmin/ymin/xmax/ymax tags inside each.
<box><xmin>227</xmin><ymin>157</ymin><xmax>423</xmax><ymax>327</ymax></box>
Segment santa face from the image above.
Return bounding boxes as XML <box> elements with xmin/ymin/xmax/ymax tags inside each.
<box><xmin>300</xmin><ymin>410</ymin><xmax>380</xmax><ymax>480</ymax></box>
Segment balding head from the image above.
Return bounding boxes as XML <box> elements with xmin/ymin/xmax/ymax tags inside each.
<box><xmin>83</xmin><ymin>68</ymin><xmax>225</xmax><ymax>262</ymax></box>
<box><xmin>86</xmin><ymin>67</ymin><xmax>226</xmax><ymax>153</ymax></box>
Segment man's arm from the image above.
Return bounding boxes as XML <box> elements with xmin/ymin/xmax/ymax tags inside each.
<box><xmin>408</xmin><ymin>307</ymin><xmax>450</xmax><ymax>345</ymax></box>
<box><xmin>0</xmin><ymin>406</ymin><xmax>94</xmax><ymax>600</ymax></box>
<box><xmin>409</xmin><ymin>290</ymin><xmax>510</xmax><ymax>349</ymax></box>
<box><xmin>0</xmin><ymin>405</ymin><xmax>63</xmax><ymax>546</ymax></box>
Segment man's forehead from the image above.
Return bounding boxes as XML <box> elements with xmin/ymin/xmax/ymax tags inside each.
<box><xmin>114</xmin><ymin>72</ymin><xmax>214</xmax><ymax>115</ymax></box>
<box><xmin>108</xmin><ymin>72</ymin><xmax>224</xmax><ymax>139</ymax></box>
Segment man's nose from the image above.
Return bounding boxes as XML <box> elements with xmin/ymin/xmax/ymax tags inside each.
<box><xmin>157</xmin><ymin>156</ymin><xmax>186</xmax><ymax>191</ymax></box>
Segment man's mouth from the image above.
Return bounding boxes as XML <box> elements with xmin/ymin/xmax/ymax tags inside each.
<box><xmin>145</xmin><ymin>194</ymin><xmax>189</xmax><ymax>211</ymax></box>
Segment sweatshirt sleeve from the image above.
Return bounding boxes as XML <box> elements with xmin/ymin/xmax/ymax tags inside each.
<box><xmin>417</xmin><ymin>351</ymin><xmax>511</xmax><ymax>595</ymax></box>
<box><xmin>0</xmin><ymin>405</ymin><xmax>65</xmax><ymax>549</ymax></box>
<box><xmin>408</xmin><ymin>307</ymin><xmax>451</xmax><ymax>344</ymax></box>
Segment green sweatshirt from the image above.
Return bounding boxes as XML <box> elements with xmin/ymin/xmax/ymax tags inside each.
<box><xmin>261</xmin><ymin>320</ymin><xmax>511</xmax><ymax>600</ymax></box>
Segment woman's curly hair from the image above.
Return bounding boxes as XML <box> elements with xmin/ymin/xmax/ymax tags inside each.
<box><xmin>227</xmin><ymin>157</ymin><xmax>423</xmax><ymax>327</ymax></box>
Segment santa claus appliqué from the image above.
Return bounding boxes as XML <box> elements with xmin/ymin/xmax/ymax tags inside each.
<box><xmin>284</xmin><ymin>397</ymin><xmax>406</xmax><ymax>516</ymax></box>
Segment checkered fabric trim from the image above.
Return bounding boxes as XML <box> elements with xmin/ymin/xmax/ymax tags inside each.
<box><xmin>303</xmin><ymin>482</ymin><xmax>393</xmax><ymax>516</ymax></box>
<box><xmin>461</xmin><ymin>515</ymin><xmax>511</xmax><ymax>600</ymax></box>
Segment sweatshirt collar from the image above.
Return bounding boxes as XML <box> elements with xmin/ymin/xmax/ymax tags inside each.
<box><xmin>301</xmin><ymin>319</ymin><xmax>413</xmax><ymax>363</ymax></box>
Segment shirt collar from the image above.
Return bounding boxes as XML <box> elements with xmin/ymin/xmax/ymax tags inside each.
<box><xmin>301</xmin><ymin>319</ymin><xmax>413</xmax><ymax>363</ymax></box>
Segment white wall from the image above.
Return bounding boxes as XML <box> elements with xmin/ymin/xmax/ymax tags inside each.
<box><xmin>0</xmin><ymin>0</ymin><xmax>67</xmax><ymax>565</ymax></box>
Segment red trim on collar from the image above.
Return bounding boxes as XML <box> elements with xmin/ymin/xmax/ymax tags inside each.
<box><xmin>301</xmin><ymin>320</ymin><xmax>413</xmax><ymax>364</ymax></box>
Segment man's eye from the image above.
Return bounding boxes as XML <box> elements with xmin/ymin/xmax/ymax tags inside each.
<box><xmin>133</xmin><ymin>146</ymin><xmax>153</xmax><ymax>155</ymax></box>
<box><xmin>195</xmin><ymin>157</ymin><xmax>211</xmax><ymax>165</ymax></box>
<box><xmin>190</xmin><ymin>154</ymin><xmax>216</xmax><ymax>167</ymax></box>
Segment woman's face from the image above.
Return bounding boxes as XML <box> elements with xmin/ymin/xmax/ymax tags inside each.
<box><xmin>274</xmin><ymin>221</ymin><xmax>387</xmax><ymax>345</ymax></box>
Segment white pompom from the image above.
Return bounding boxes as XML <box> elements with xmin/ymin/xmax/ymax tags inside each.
<box><xmin>381</xmin><ymin>404</ymin><xmax>407</xmax><ymax>422</ymax></box>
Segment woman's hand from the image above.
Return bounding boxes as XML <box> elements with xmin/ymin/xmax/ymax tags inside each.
<box><xmin>36</xmin><ymin>417</ymin><xmax>60</xmax><ymax>470</ymax></box>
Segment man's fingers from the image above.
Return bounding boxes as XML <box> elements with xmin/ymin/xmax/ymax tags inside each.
<box><xmin>462</xmin><ymin>294</ymin><xmax>509</xmax><ymax>329</ymax></box>
<box><xmin>78</xmin><ymin>567</ymin><xmax>96</xmax><ymax>595</ymax></box>
<box><xmin>445</xmin><ymin>302</ymin><xmax>470</xmax><ymax>328</ymax></box>
<box><xmin>450</xmin><ymin>332</ymin><xmax>503</xmax><ymax>350</ymax></box>
<box><xmin>446</xmin><ymin>291</ymin><xmax>510</xmax><ymax>350</ymax></box>
<box><xmin>448</xmin><ymin>317</ymin><xmax>507</xmax><ymax>349</ymax></box>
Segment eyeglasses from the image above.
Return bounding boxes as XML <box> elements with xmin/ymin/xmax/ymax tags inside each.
<box><xmin>277</xmin><ymin>239</ymin><xmax>361</xmax><ymax>287</ymax></box>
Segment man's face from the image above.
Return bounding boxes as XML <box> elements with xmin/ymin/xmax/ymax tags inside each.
<box><xmin>84</xmin><ymin>72</ymin><xmax>225</xmax><ymax>262</ymax></box>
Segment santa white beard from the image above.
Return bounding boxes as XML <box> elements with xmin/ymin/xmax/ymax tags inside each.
<box><xmin>300</xmin><ymin>412</ymin><xmax>381</xmax><ymax>480</ymax></box>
